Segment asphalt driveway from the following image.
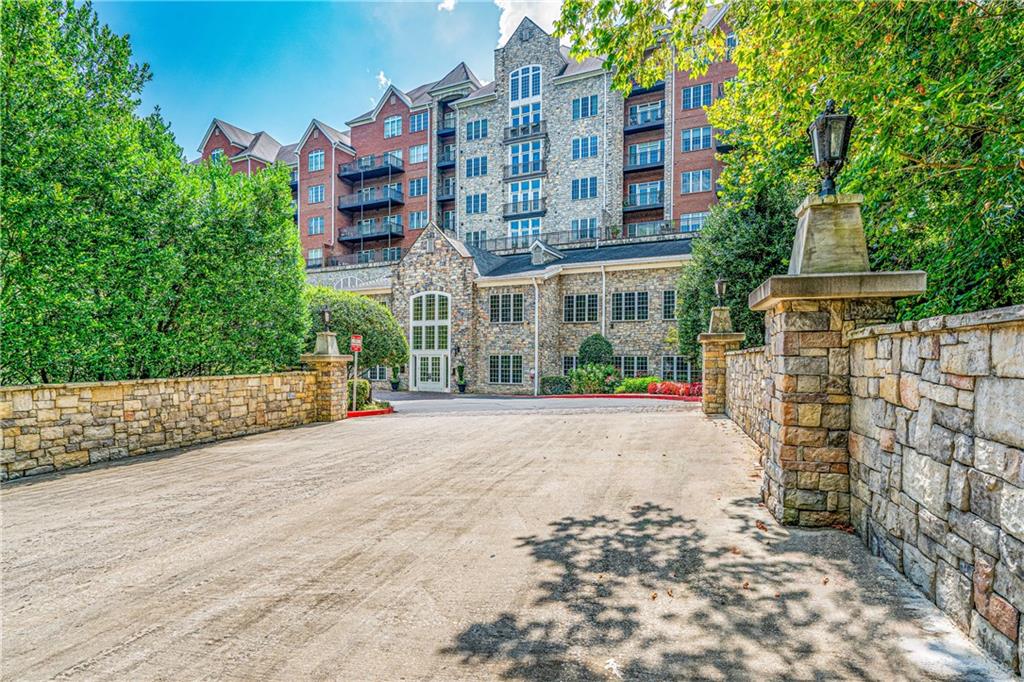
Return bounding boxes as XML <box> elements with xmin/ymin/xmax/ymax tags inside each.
<box><xmin>1</xmin><ymin>400</ymin><xmax>1009</xmax><ymax>680</ymax></box>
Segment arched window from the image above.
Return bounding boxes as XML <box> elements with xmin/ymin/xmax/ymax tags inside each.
<box><xmin>510</xmin><ymin>65</ymin><xmax>541</xmax><ymax>102</ymax></box>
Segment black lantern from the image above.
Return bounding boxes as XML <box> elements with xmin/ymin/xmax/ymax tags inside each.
<box><xmin>318</xmin><ymin>304</ymin><xmax>331</xmax><ymax>331</ymax></box>
<box><xmin>714</xmin><ymin>277</ymin><xmax>727</xmax><ymax>307</ymax></box>
<box><xmin>807</xmin><ymin>99</ymin><xmax>856</xmax><ymax>197</ymax></box>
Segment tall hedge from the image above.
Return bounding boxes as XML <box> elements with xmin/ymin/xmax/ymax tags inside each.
<box><xmin>578</xmin><ymin>333</ymin><xmax>614</xmax><ymax>366</ymax></box>
<box><xmin>305</xmin><ymin>287</ymin><xmax>408</xmax><ymax>372</ymax></box>
<box><xmin>0</xmin><ymin>1</ymin><xmax>308</xmax><ymax>384</ymax></box>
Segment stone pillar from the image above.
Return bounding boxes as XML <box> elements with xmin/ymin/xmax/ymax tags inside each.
<box><xmin>300</xmin><ymin>332</ymin><xmax>353</xmax><ymax>422</ymax></box>
<box><xmin>749</xmin><ymin>194</ymin><xmax>926</xmax><ymax>526</ymax></box>
<box><xmin>699</xmin><ymin>306</ymin><xmax>745</xmax><ymax>415</ymax></box>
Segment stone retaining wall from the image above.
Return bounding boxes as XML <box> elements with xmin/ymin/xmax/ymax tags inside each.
<box><xmin>847</xmin><ymin>305</ymin><xmax>1024</xmax><ymax>672</ymax></box>
<box><xmin>1</xmin><ymin>372</ymin><xmax>318</xmax><ymax>481</ymax></box>
<box><xmin>725</xmin><ymin>345</ymin><xmax>770</xmax><ymax>454</ymax></box>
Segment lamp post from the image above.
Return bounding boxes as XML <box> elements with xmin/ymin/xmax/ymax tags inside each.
<box><xmin>318</xmin><ymin>304</ymin><xmax>331</xmax><ymax>332</ymax></box>
<box><xmin>807</xmin><ymin>99</ymin><xmax>856</xmax><ymax>197</ymax></box>
<box><xmin>714</xmin><ymin>277</ymin><xmax>727</xmax><ymax>308</ymax></box>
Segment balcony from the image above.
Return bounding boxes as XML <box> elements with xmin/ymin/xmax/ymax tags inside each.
<box><xmin>437</xmin><ymin>181</ymin><xmax>456</xmax><ymax>202</ymax></box>
<box><xmin>437</xmin><ymin>114</ymin><xmax>456</xmax><ymax>137</ymax></box>
<box><xmin>629</xmin><ymin>79</ymin><xmax>665</xmax><ymax>96</ymax></box>
<box><xmin>502</xmin><ymin>197</ymin><xmax>546</xmax><ymax>219</ymax></box>
<box><xmin>715</xmin><ymin>130</ymin><xmax>735</xmax><ymax>154</ymax></box>
<box><xmin>436</xmin><ymin>150</ymin><xmax>456</xmax><ymax>170</ymax></box>
<box><xmin>289</xmin><ymin>170</ymin><xmax>298</xmax><ymax>189</ymax></box>
<box><xmin>624</xmin><ymin>151</ymin><xmax>665</xmax><ymax>173</ymax></box>
<box><xmin>503</xmin><ymin>120</ymin><xmax>547</xmax><ymax>144</ymax></box>
<box><xmin>337</xmin><ymin>218</ymin><xmax>404</xmax><ymax>243</ymax></box>
<box><xmin>306</xmin><ymin>247</ymin><xmax>407</xmax><ymax>270</ymax></box>
<box><xmin>337</xmin><ymin>187</ymin><xmax>405</xmax><ymax>213</ymax></box>
<box><xmin>623</xmin><ymin>191</ymin><xmax>664</xmax><ymax>212</ymax></box>
<box><xmin>624</xmin><ymin>107</ymin><xmax>665</xmax><ymax>134</ymax></box>
<box><xmin>337</xmin><ymin>153</ymin><xmax>404</xmax><ymax>182</ymax></box>
<box><xmin>503</xmin><ymin>159</ymin><xmax>546</xmax><ymax>180</ymax></box>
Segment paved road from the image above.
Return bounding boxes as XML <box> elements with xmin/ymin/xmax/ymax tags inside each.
<box><xmin>1</xmin><ymin>401</ymin><xmax>1009</xmax><ymax>680</ymax></box>
<box><xmin>379</xmin><ymin>390</ymin><xmax>698</xmax><ymax>415</ymax></box>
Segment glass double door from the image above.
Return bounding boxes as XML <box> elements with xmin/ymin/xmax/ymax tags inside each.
<box><xmin>410</xmin><ymin>292</ymin><xmax>450</xmax><ymax>392</ymax></box>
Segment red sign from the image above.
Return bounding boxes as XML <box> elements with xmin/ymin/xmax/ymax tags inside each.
<box><xmin>350</xmin><ymin>335</ymin><xmax>362</xmax><ymax>353</ymax></box>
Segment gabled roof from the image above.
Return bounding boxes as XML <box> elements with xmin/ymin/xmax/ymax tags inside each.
<box><xmin>699</xmin><ymin>2</ymin><xmax>730</xmax><ymax>31</ymax></box>
<box><xmin>557</xmin><ymin>46</ymin><xmax>607</xmax><ymax>79</ymax></box>
<box><xmin>197</xmin><ymin>118</ymin><xmax>255</xmax><ymax>153</ymax></box>
<box><xmin>470</xmin><ymin>238</ymin><xmax>693</xmax><ymax>278</ymax></box>
<box><xmin>234</xmin><ymin>130</ymin><xmax>283</xmax><ymax>164</ymax></box>
<box><xmin>347</xmin><ymin>83</ymin><xmax>416</xmax><ymax>126</ymax></box>
<box><xmin>455</xmin><ymin>81</ymin><xmax>495</xmax><ymax>106</ymax></box>
<box><xmin>295</xmin><ymin>119</ymin><xmax>354</xmax><ymax>154</ymax></box>
<box><xmin>275</xmin><ymin>142</ymin><xmax>298</xmax><ymax>165</ymax></box>
<box><xmin>501</xmin><ymin>16</ymin><xmax>549</xmax><ymax>48</ymax></box>
<box><xmin>428</xmin><ymin>62</ymin><xmax>482</xmax><ymax>94</ymax></box>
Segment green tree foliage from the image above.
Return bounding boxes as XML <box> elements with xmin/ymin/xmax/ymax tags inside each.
<box><xmin>578</xmin><ymin>333</ymin><xmax>614</xmax><ymax>366</ymax></box>
<box><xmin>305</xmin><ymin>287</ymin><xmax>409</xmax><ymax>372</ymax></box>
<box><xmin>677</xmin><ymin>184</ymin><xmax>799</xmax><ymax>357</ymax></box>
<box><xmin>568</xmin><ymin>364</ymin><xmax>619</xmax><ymax>394</ymax></box>
<box><xmin>558</xmin><ymin>0</ymin><xmax>1024</xmax><ymax>319</ymax></box>
<box><xmin>1</xmin><ymin>1</ymin><xmax>308</xmax><ymax>384</ymax></box>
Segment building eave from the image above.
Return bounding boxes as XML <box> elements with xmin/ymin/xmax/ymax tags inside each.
<box><xmin>474</xmin><ymin>253</ymin><xmax>690</xmax><ymax>286</ymax></box>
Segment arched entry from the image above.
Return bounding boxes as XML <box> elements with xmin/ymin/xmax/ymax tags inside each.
<box><xmin>409</xmin><ymin>292</ymin><xmax>450</xmax><ymax>392</ymax></box>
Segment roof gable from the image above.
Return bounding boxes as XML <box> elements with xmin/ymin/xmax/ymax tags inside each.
<box><xmin>429</xmin><ymin>62</ymin><xmax>482</xmax><ymax>95</ymax></box>
<box><xmin>197</xmin><ymin>118</ymin><xmax>254</xmax><ymax>153</ymax></box>
<box><xmin>503</xmin><ymin>16</ymin><xmax>549</xmax><ymax>47</ymax></box>
<box><xmin>346</xmin><ymin>84</ymin><xmax>414</xmax><ymax>126</ymax></box>
<box><xmin>296</xmin><ymin>119</ymin><xmax>354</xmax><ymax>154</ymax></box>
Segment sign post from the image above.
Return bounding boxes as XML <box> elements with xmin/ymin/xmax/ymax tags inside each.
<box><xmin>350</xmin><ymin>335</ymin><xmax>362</xmax><ymax>412</ymax></box>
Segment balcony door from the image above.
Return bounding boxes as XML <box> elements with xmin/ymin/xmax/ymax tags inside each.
<box><xmin>409</xmin><ymin>292</ymin><xmax>450</xmax><ymax>393</ymax></box>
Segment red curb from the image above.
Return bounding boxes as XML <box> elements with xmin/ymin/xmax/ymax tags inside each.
<box><xmin>541</xmin><ymin>393</ymin><xmax>701</xmax><ymax>402</ymax></box>
<box><xmin>346</xmin><ymin>407</ymin><xmax>395</xmax><ymax>418</ymax></box>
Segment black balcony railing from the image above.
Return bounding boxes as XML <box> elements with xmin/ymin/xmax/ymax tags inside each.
<box><xmin>623</xmin><ymin>191</ymin><xmax>664</xmax><ymax>211</ymax></box>
<box><xmin>629</xmin><ymin>79</ymin><xmax>665</xmax><ymax>96</ymax></box>
<box><xmin>503</xmin><ymin>159</ymin><xmax>545</xmax><ymax>180</ymax></box>
<box><xmin>438</xmin><ymin>114</ymin><xmax>456</xmax><ymax>136</ymax></box>
<box><xmin>337</xmin><ymin>218</ymin><xmax>404</xmax><ymax>243</ymax></box>
<box><xmin>436</xmin><ymin>150</ymin><xmax>456</xmax><ymax>168</ymax></box>
<box><xmin>503</xmin><ymin>120</ymin><xmax>547</xmax><ymax>143</ymax></box>
<box><xmin>502</xmin><ymin>197</ymin><xmax>546</xmax><ymax>219</ymax></box>
<box><xmin>475</xmin><ymin>219</ymin><xmax>697</xmax><ymax>254</ymax></box>
<box><xmin>624</xmin><ymin>107</ymin><xmax>665</xmax><ymax>133</ymax></box>
<box><xmin>337</xmin><ymin>153</ymin><xmax>404</xmax><ymax>181</ymax></box>
<box><xmin>305</xmin><ymin>247</ymin><xmax>407</xmax><ymax>270</ymax></box>
<box><xmin>437</xmin><ymin>182</ymin><xmax>456</xmax><ymax>201</ymax></box>
<box><xmin>289</xmin><ymin>170</ymin><xmax>298</xmax><ymax>188</ymax></box>
<box><xmin>337</xmin><ymin>186</ymin><xmax>405</xmax><ymax>212</ymax></box>
<box><xmin>624</xmin><ymin>151</ymin><xmax>665</xmax><ymax>172</ymax></box>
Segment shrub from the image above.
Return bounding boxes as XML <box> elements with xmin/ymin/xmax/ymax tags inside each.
<box><xmin>541</xmin><ymin>376</ymin><xmax>571</xmax><ymax>395</ymax></box>
<box><xmin>647</xmin><ymin>381</ymin><xmax>703</xmax><ymax>397</ymax></box>
<box><xmin>305</xmin><ymin>286</ymin><xmax>408</xmax><ymax>372</ymax></box>
<box><xmin>349</xmin><ymin>378</ymin><xmax>371</xmax><ymax>410</ymax></box>
<box><xmin>578</xmin><ymin>334</ymin><xmax>613</xmax><ymax>367</ymax></box>
<box><xmin>569</xmin><ymin>364</ymin><xmax>619</xmax><ymax>394</ymax></box>
<box><xmin>614</xmin><ymin>376</ymin><xmax>660</xmax><ymax>394</ymax></box>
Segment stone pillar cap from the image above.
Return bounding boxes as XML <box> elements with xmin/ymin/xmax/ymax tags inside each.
<box><xmin>749</xmin><ymin>271</ymin><xmax>927</xmax><ymax>311</ymax></box>
<box><xmin>794</xmin><ymin>193</ymin><xmax>864</xmax><ymax>217</ymax></box>
<box><xmin>698</xmin><ymin>332</ymin><xmax>746</xmax><ymax>344</ymax></box>
<box><xmin>300</xmin><ymin>353</ymin><xmax>354</xmax><ymax>364</ymax></box>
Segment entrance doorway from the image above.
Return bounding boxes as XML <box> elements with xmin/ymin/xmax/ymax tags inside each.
<box><xmin>410</xmin><ymin>292</ymin><xmax>450</xmax><ymax>392</ymax></box>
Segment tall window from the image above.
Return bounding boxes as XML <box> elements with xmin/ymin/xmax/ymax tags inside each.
<box><xmin>410</xmin><ymin>111</ymin><xmax>429</xmax><ymax>132</ymax></box>
<box><xmin>572</xmin><ymin>95</ymin><xmax>598</xmax><ymax>119</ymax></box>
<box><xmin>409</xmin><ymin>177</ymin><xmax>428</xmax><ymax>197</ymax></box>
<box><xmin>681</xmin><ymin>83</ymin><xmax>713</xmax><ymax>110</ymax></box>
<box><xmin>571</xmin><ymin>217</ymin><xmax>598</xmax><ymax>239</ymax></box>
<box><xmin>679</xmin><ymin>212</ymin><xmax>709</xmax><ymax>232</ymax></box>
<box><xmin>489</xmin><ymin>355</ymin><xmax>523</xmax><ymax>384</ymax></box>
<box><xmin>662</xmin><ymin>356</ymin><xmax>695</xmax><ymax>382</ymax></box>
<box><xmin>466</xmin><ymin>119</ymin><xmax>489</xmax><ymax>140</ymax></box>
<box><xmin>613</xmin><ymin>356</ymin><xmax>649</xmax><ymax>378</ymax></box>
<box><xmin>306</xmin><ymin>248</ymin><xmax>323</xmax><ymax>267</ymax></box>
<box><xmin>409</xmin><ymin>144</ymin><xmax>428</xmax><ymax>163</ymax></box>
<box><xmin>611</xmin><ymin>291</ymin><xmax>649</xmax><ymax>321</ymax></box>
<box><xmin>409</xmin><ymin>211</ymin><xmax>428</xmax><ymax>228</ymax></box>
<box><xmin>662</xmin><ymin>290</ymin><xmax>677</xmax><ymax>320</ymax></box>
<box><xmin>464</xmin><ymin>230</ymin><xmax>486</xmax><ymax>247</ymax></box>
<box><xmin>307</xmin><ymin>216</ymin><xmax>324</xmax><ymax>236</ymax></box>
<box><xmin>308</xmin><ymin>149</ymin><xmax>324</xmax><ymax>171</ymax></box>
<box><xmin>489</xmin><ymin>293</ymin><xmax>525</xmax><ymax>323</ymax></box>
<box><xmin>563</xmin><ymin>294</ymin><xmax>599</xmax><ymax>323</ymax></box>
<box><xmin>510</xmin><ymin>141</ymin><xmax>542</xmax><ymax>175</ymax></box>
<box><xmin>563</xmin><ymin>356</ymin><xmax>579</xmax><ymax>376</ymax></box>
<box><xmin>466</xmin><ymin>193</ymin><xmax>488</xmax><ymax>214</ymax></box>
<box><xmin>627</xmin><ymin>180</ymin><xmax>662</xmax><ymax>205</ymax></box>
<box><xmin>571</xmin><ymin>177</ymin><xmax>598</xmax><ymax>200</ymax></box>
<box><xmin>384</xmin><ymin>115</ymin><xmax>402</xmax><ymax>138</ymax></box>
<box><xmin>509</xmin><ymin>179</ymin><xmax>541</xmax><ymax>210</ymax></box>
<box><xmin>509</xmin><ymin>218</ymin><xmax>541</xmax><ymax>246</ymax></box>
<box><xmin>308</xmin><ymin>184</ymin><xmax>324</xmax><ymax>203</ymax></box>
<box><xmin>681</xmin><ymin>126</ymin><xmax>713</xmax><ymax>152</ymax></box>
<box><xmin>571</xmin><ymin>136</ymin><xmax>598</xmax><ymax>160</ymax></box>
<box><xmin>628</xmin><ymin>141</ymin><xmax>663</xmax><ymax>166</ymax></box>
<box><xmin>510</xmin><ymin>103</ymin><xmax>541</xmax><ymax>128</ymax></box>
<box><xmin>210</xmin><ymin>148</ymin><xmax>224</xmax><ymax>162</ymax></box>
<box><xmin>465</xmin><ymin>156</ymin><xmax>488</xmax><ymax>177</ymax></box>
<box><xmin>510</xmin><ymin>65</ymin><xmax>541</xmax><ymax>101</ymax></box>
<box><xmin>680</xmin><ymin>169</ymin><xmax>713</xmax><ymax>194</ymax></box>
<box><xmin>411</xmin><ymin>293</ymin><xmax>450</xmax><ymax>352</ymax></box>
<box><xmin>629</xmin><ymin>101</ymin><xmax>663</xmax><ymax>125</ymax></box>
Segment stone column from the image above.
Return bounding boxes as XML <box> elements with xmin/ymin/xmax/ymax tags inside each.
<box><xmin>300</xmin><ymin>332</ymin><xmax>353</xmax><ymax>422</ymax></box>
<box><xmin>699</xmin><ymin>306</ymin><xmax>745</xmax><ymax>415</ymax></box>
<box><xmin>749</xmin><ymin>194</ymin><xmax>926</xmax><ymax>526</ymax></box>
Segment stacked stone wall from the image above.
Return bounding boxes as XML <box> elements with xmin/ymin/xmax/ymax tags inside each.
<box><xmin>725</xmin><ymin>345</ymin><xmax>770</xmax><ymax>453</ymax></box>
<box><xmin>1</xmin><ymin>372</ymin><xmax>317</xmax><ymax>481</ymax></box>
<box><xmin>847</xmin><ymin>305</ymin><xmax>1024</xmax><ymax>672</ymax></box>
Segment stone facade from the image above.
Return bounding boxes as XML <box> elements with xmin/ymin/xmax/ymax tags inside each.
<box><xmin>725</xmin><ymin>345</ymin><xmax>770</xmax><ymax>454</ymax></box>
<box><xmin>847</xmin><ymin>306</ymin><xmax>1024</xmax><ymax>672</ymax></box>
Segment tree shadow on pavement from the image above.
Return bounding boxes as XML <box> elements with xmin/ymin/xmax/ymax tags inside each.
<box><xmin>441</xmin><ymin>497</ymin><xmax>982</xmax><ymax>681</ymax></box>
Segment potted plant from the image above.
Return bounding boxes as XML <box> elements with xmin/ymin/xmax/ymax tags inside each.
<box><xmin>456</xmin><ymin>364</ymin><xmax>467</xmax><ymax>393</ymax></box>
<box><xmin>390</xmin><ymin>366</ymin><xmax>401</xmax><ymax>391</ymax></box>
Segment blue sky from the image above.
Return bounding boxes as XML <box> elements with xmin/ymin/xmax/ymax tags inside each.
<box><xmin>93</xmin><ymin>1</ymin><xmax>565</xmax><ymax>158</ymax></box>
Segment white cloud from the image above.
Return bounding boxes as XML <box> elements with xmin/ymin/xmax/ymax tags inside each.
<box><xmin>493</xmin><ymin>0</ymin><xmax>564</xmax><ymax>47</ymax></box>
<box><xmin>376</xmin><ymin>70</ymin><xmax>391</xmax><ymax>90</ymax></box>
<box><xmin>437</xmin><ymin>0</ymin><xmax>456</xmax><ymax>11</ymax></box>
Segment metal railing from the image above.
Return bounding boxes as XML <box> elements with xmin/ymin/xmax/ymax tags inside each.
<box><xmin>625</xmin><ymin>107</ymin><xmax>665</xmax><ymax>129</ymax></box>
<box><xmin>437</xmin><ymin>181</ymin><xmax>456</xmax><ymax>200</ymax></box>
<box><xmin>502</xmin><ymin>197</ymin><xmax>546</xmax><ymax>218</ymax></box>
<box><xmin>338</xmin><ymin>153</ymin><xmax>404</xmax><ymax>176</ymax></box>
<box><xmin>503</xmin><ymin>120</ymin><xmax>547</xmax><ymax>143</ymax></box>
<box><xmin>337</xmin><ymin>186</ymin><xmax>404</xmax><ymax>209</ymax></box>
<box><xmin>503</xmin><ymin>159</ymin><xmax>545</xmax><ymax>179</ymax></box>
<box><xmin>305</xmin><ymin>248</ymin><xmax>407</xmax><ymax>270</ymax></box>
<box><xmin>438</xmin><ymin>114</ymin><xmax>457</xmax><ymax>134</ymax></box>
<box><xmin>624</xmin><ymin>151</ymin><xmax>665</xmax><ymax>170</ymax></box>
<box><xmin>623</xmin><ymin>191</ymin><xmax>665</xmax><ymax>210</ymax></box>
<box><xmin>476</xmin><ymin>220</ymin><xmax>698</xmax><ymax>254</ymax></box>
<box><xmin>337</xmin><ymin>218</ymin><xmax>404</xmax><ymax>241</ymax></box>
<box><xmin>436</xmin><ymin>150</ymin><xmax>456</xmax><ymax>166</ymax></box>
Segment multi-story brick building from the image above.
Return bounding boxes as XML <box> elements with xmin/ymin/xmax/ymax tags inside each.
<box><xmin>197</xmin><ymin>11</ymin><xmax>736</xmax><ymax>393</ymax></box>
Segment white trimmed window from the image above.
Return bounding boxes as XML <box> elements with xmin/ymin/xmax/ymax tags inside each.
<box><xmin>679</xmin><ymin>212</ymin><xmax>709</xmax><ymax>232</ymax></box>
<box><xmin>511</xmin><ymin>103</ymin><xmax>541</xmax><ymax>128</ymax></box>
<box><xmin>510</xmin><ymin>65</ymin><xmax>541</xmax><ymax>101</ymax></box>
<box><xmin>663</xmin><ymin>290</ymin><xmax>677</xmax><ymax>320</ymax></box>
<box><xmin>409</xmin><ymin>144</ymin><xmax>428</xmax><ymax>164</ymax></box>
<box><xmin>489</xmin><ymin>355</ymin><xmax>523</xmax><ymax>384</ymax></box>
<box><xmin>628</xmin><ymin>181</ymin><xmax>663</xmax><ymax>206</ymax></box>
<box><xmin>465</xmin><ymin>193</ymin><xmax>487</xmax><ymax>214</ymax></box>
<box><xmin>629</xmin><ymin>101</ymin><xmax>663</xmax><ymax>124</ymax></box>
<box><xmin>611</xmin><ymin>291</ymin><xmax>649</xmax><ymax>321</ymax></box>
<box><xmin>563</xmin><ymin>356</ymin><xmax>579</xmax><ymax>376</ymax></box>
<box><xmin>465</xmin><ymin>230</ymin><xmax>486</xmax><ymax>247</ymax></box>
<box><xmin>465</xmin><ymin>156</ymin><xmax>488</xmax><ymax>177</ymax></box>
<box><xmin>384</xmin><ymin>115</ymin><xmax>402</xmax><ymax>138</ymax></box>
<box><xmin>410</xmin><ymin>111</ymin><xmax>429</xmax><ymax>132</ymax></box>
<box><xmin>306</xmin><ymin>248</ymin><xmax>323</xmax><ymax>267</ymax></box>
<box><xmin>613</xmin><ymin>356</ymin><xmax>649</xmax><ymax>378</ymax></box>
<box><xmin>308</xmin><ymin>184</ymin><xmax>325</xmax><ymax>203</ymax></box>
<box><xmin>681</xmin><ymin>83</ymin><xmax>713</xmax><ymax>110</ymax></box>
<box><xmin>382</xmin><ymin>247</ymin><xmax>402</xmax><ymax>262</ymax></box>
<box><xmin>509</xmin><ymin>217</ymin><xmax>541</xmax><ymax>246</ymax></box>
<box><xmin>308</xmin><ymin>149</ymin><xmax>324</xmax><ymax>171</ymax></box>
<box><xmin>307</xmin><ymin>216</ymin><xmax>324</xmax><ymax>236</ymax></box>
<box><xmin>681</xmin><ymin>126</ymin><xmax>713</xmax><ymax>152</ymax></box>
<box><xmin>571</xmin><ymin>136</ymin><xmax>598</xmax><ymax>160</ymax></box>
<box><xmin>662</xmin><ymin>356</ymin><xmax>695</xmax><ymax>382</ymax></box>
<box><xmin>210</xmin><ymin>148</ymin><xmax>224</xmax><ymax>162</ymax></box>
<box><xmin>509</xmin><ymin>178</ymin><xmax>541</xmax><ymax>207</ymax></box>
<box><xmin>510</xmin><ymin>140</ymin><xmax>542</xmax><ymax>175</ymax></box>
<box><xmin>489</xmin><ymin>293</ymin><xmax>525</xmax><ymax>324</ymax></box>
<box><xmin>572</xmin><ymin>95</ymin><xmax>598</xmax><ymax>119</ymax></box>
<box><xmin>467</xmin><ymin>119</ymin><xmax>488</xmax><ymax>140</ymax></box>
<box><xmin>680</xmin><ymin>169</ymin><xmax>713</xmax><ymax>194</ymax></box>
<box><xmin>626</xmin><ymin>221</ymin><xmax>663</xmax><ymax>237</ymax></box>
<box><xmin>365</xmin><ymin>366</ymin><xmax>388</xmax><ymax>381</ymax></box>
<box><xmin>409</xmin><ymin>211</ymin><xmax>427</xmax><ymax>228</ymax></box>
<box><xmin>571</xmin><ymin>177</ymin><xmax>598</xmax><ymax>200</ymax></box>
<box><xmin>571</xmin><ymin>217</ymin><xmax>598</xmax><ymax>239</ymax></box>
<box><xmin>563</xmin><ymin>294</ymin><xmax>599</xmax><ymax>323</ymax></box>
<box><xmin>409</xmin><ymin>177</ymin><xmax>428</xmax><ymax>197</ymax></box>
<box><xmin>628</xmin><ymin>141</ymin><xmax>663</xmax><ymax>165</ymax></box>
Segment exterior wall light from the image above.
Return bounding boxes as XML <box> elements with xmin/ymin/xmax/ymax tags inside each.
<box><xmin>318</xmin><ymin>304</ymin><xmax>331</xmax><ymax>331</ymax></box>
<box><xmin>715</xmin><ymin>277</ymin><xmax>727</xmax><ymax>307</ymax></box>
<box><xmin>807</xmin><ymin>99</ymin><xmax>856</xmax><ymax>197</ymax></box>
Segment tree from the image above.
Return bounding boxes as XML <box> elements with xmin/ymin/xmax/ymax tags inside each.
<box><xmin>1</xmin><ymin>1</ymin><xmax>308</xmax><ymax>384</ymax></box>
<box><xmin>676</xmin><ymin>184</ymin><xmax>798</xmax><ymax>358</ymax></box>
<box><xmin>305</xmin><ymin>287</ymin><xmax>408</xmax><ymax>372</ymax></box>
<box><xmin>558</xmin><ymin>0</ymin><xmax>1024</xmax><ymax>319</ymax></box>
<box><xmin>578</xmin><ymin>333</ymin><xmax>614</xmax><ymax>366</ymax></box>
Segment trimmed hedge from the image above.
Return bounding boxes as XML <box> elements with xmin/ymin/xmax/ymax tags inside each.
<box><xmin>614</xmin><ymin>376</ymin><xmax>660</xmax><ymax>394</ymax></box>
<box><xmin>578</xmin><ymin>334</ymin><xmax>614</xmax><ymax>367</ymax></box>
<box><xmin>541</xmin><ymin>376</ymin><xmax>572</xmax><ymax>395</ymax></box>
<box><xmin>568</xmin><ymin>364</ymin><xmax>619</xmax><ymax>394</ymax></box>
